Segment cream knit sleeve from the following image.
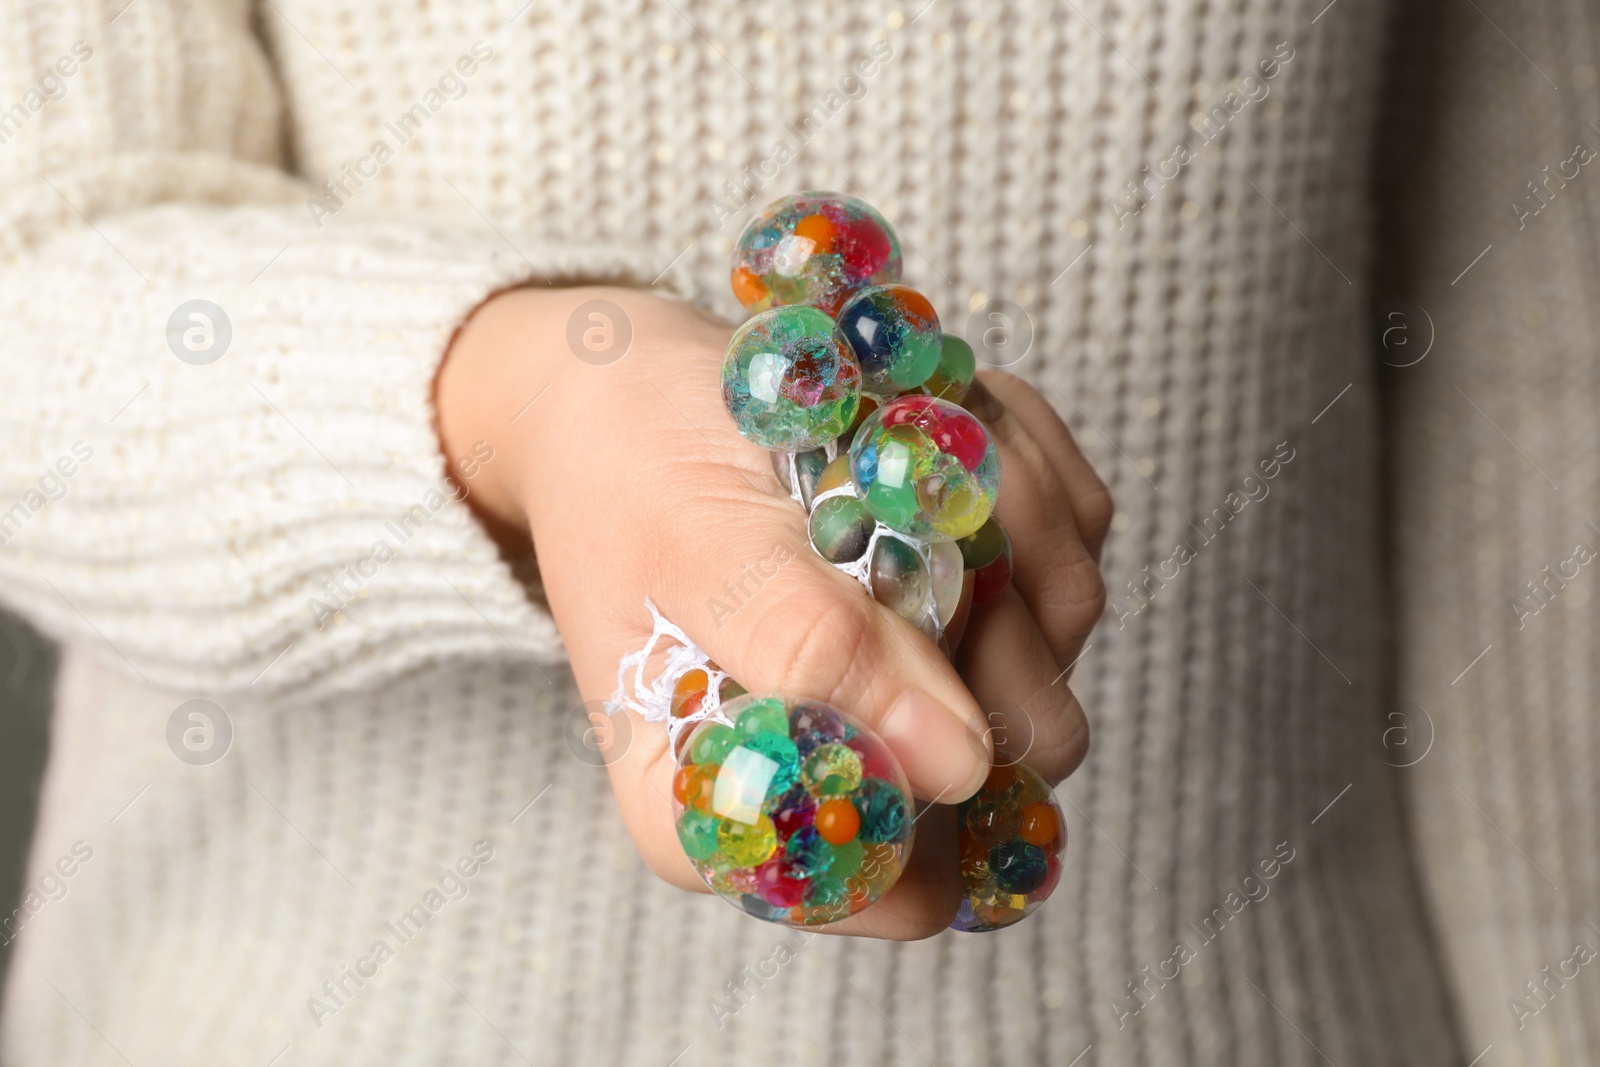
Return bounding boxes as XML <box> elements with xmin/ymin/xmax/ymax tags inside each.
<box><xmin>0</xmin><ymin>1</ymin><xmax>659</xmax><ymax>696</ymax></box>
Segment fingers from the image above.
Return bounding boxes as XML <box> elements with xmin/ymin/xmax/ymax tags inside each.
<box><xmin>980</xmin><ymin>395</ymin><xmax>1108</xmax><ymax>673</ymax></box>
<box><xmin>642</xmin><ymin>464</ymin><xmax>994</xmax><ymax>804</ymax></box>
<box><xmin>972</xmin><ymin>372</ymin><xmax>1115</xmax><ymax>561</ymax></box>
<box><xmin>955</xmin><ymin>585</ymin><xmax>1091</xmax><ymax>785</ymax></box>
<box><xmin>602</xmin><ymin>715</ymin><xmax>711</xmax><ymax>894</ymax></box>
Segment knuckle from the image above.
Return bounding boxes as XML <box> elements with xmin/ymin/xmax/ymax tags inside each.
<box><xmin>1078</xmin><ymin>482</ymin><xmax>1115</xmax><ymax>544</ymax></box>
<box><xmin>1034</xmin><ymin>700</ymin><xmax>1091</xmax><ymax>784</ymax></box>
<box><xmin>1036</xmin><ymin>549</ymin><xmax>1107</xmax><ymax>639</ymax></box>
<box><xmin>742</xmin><ymin>588</ymin><xmax>880</xmax><ymax>701</ymax></box>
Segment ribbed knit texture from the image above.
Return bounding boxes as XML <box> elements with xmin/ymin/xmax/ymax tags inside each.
<box><xmin>1376</xmin><ymin>1</ymin><xmax>1600</xmax><ymax>1064</ymax></box>
<box><xmin>0</xmin><ymin>0</ymin><xmax>1484</xmax><ymax>1064</ymax></box>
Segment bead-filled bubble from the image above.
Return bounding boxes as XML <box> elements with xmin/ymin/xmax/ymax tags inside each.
<box><xmin>850</xmin><ymin>396</ymin><xmax>1001</xmax><ymax>541</ymax></box>
<box><xmin>673</xmin><ymin>694</ymin><xmax>914</xmax><ymax>926</ymax></box>
<box><xmin>731</xmin><ymin>192</ymin><xmax>903</xmax><ymax>316</ymax></box>
<box><xmin>723</xmin><ymin>306</ymin><xmax>861</xmax><ymax>452</ymax></box>
<box><xmin>869</xmin><ymin>536</ymin><xmax>931</xmax><ymax>625</ymax></box>
<box><xmin>809</xmin><ymin>495</ymin><xmax>874</xmax><ymax>565</ymax></box>
<box><xmin>951</xmin><ymin>760</ymin><xmax>1066</xmax><ymax>932</ymax></box>
<box><xmin>958</xmin><ymin>517</ymin><xmax>1014</xmax><ymax>605</ymax></box>
<box><xmin>837</xmin><ymin>284</ymin><xmax>942</xmax><ymax>397</ymax></box>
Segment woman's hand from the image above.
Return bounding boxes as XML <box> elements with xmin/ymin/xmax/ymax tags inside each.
<box><xmin>435</xmin><ymin>285</ymin><xmax>1109</xmax><ymax>939</ymax></box>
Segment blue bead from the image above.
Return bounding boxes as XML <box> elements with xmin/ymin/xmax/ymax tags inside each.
<box><xmin>785</xmin><ymin>825</ymin><xmax>834</xmax><ymax>875</ymax></box>
<box><xmin>741</xmin><ymin>893</ymin><xmax>790</xmax><ymax>922</ymax></box>
<box><xmin>989</xmin><ymin>840</ymin><xmax>1048</xmax><ymax>895</ymax></box>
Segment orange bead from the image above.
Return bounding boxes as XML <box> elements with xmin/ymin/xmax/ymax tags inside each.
<box><xmin>672</xmin><ymin>764</ymin><xmax>717</xmax><ymax>812</ymax></box>
<box><xmin>673</xmin><ymin>692</ymin><xmax>706</xmax><ymax>721</ymax></box>
<box><xmin>671</xmin><ymin>669</ymin><xmax>709</xmax><ymax>719</ymax></box>
<box><xmin>982</xmin><ymin>762</ymin><xmax>1016</xmax><ymax>793</ymax></box>
<box><xmin>815</xmin><ymin>798</ymin><xmax>862</xmax><ymax>844</ymax></box>
<box><xmin>792</xmin><ymin>212</ymin><xmax>837</xmax><ymax>253</ymax></box>
<box><xmin>897</xmin><ymin>287</ymin><xmax>937</xmax><ymax>324</ymax></box>
<box><xmin>684</xmin><ymin>765</ymin><xmax>717</xmax><ymax>813</ymax></box>
<box><xmin>959</xmin><ymin>829</ymin><xmax>989</xmax><ymax>868</ymax></box>
<box><xmin>1019</xmin><ymin>803</ymin><xmax>1059</xmax><ymax>848</ymax></box>
<box><xmin>731</xmin><ymin>266</ymin><xmax>768</xmax><ymax>307</ymax></box>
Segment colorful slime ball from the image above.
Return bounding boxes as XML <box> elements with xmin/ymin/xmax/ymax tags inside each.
<box><xmin>849</xmin><ymin>395</ymin><xmax>1001</xmax><ymax>541</ymax></box>
<box><xmin>722</xmin><ymin>306</ymin><xmax>861</xmax><ymax>452</ymax></box>
<box><xmin>731</xmin><ymin>192</ymin><xmax>903</xmax><ymax>316</ymax></box>
<box><xmin>951</xmin><ymin>761</ymin><xmax>1066</xmax><ymax>933</ymax></box>
<box><xmin>836</xmin><ymin>284</ymin><xmax>942</xmax><ymax>397</ymax></box>
<box><xmin>673</xmin><ymin>694</ymin><xmax>915</xmax><ymax>926</ymax></box>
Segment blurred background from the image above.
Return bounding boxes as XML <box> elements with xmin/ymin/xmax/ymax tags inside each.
<box><xmin>0</xmin><ymin>609</ymin><xmax>54</xmax><ymax>989</ymax></box>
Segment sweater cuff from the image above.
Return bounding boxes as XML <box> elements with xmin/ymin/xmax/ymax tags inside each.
<box><xmin>0</xmin><ymin>201</ymin><xmax>690</xmax><ymax>697</ymax></box>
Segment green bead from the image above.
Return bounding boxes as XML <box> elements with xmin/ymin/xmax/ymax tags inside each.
<box><xmin>891</xmin><ymin>330</ymin><xmax>942</xmax><ymax>391</ymax></box>
<box><xmin>864</xmin><ymin>477</ymin><xmax>919</xmax><ymax>532</ymax></box>
<box><xmin>809</xmin><ymin>496</ymin><xmax>874</xmax><ymax>564</ymax></box>
<box><xmin>690</xmin><ymin>722</ymin><xmax>738</xmax><ymax>765</ymax></box>
<box><xmin>956</xmin><ymin>516</ymin><xmax>1007</xmax><ymax>569</ymax></box>
<box><xmin>677</xmin><ymin>809</ymin><xmax>722</xmax><ymax>861</ymax></box>
<box><xmin>802</xmin><ymin>742</ymin><xmax>864</xmax><ymax>796</ymax></box>
<box><xmin>717</xmin><ymin>813</ymin><xmax>778</xmax><ymax>867</ymax></box>
<box><xmin>828</xmin><ymin>838</ymin><xmax>864</xmax><ymax>880</ymax></box>
<box><xmin>736</xmin><ymin>698</ymin><xmax>790</xmax><ymax>740</ymax></box>
<box><xmin>769</xmin><ymin>272</ymin><xmax>812</xmax><ymax>307</ymax></box>
<box><xmin>925</xmin><ymin>336</ymin><xmax>976</xmax><ymax>401</ymax></box>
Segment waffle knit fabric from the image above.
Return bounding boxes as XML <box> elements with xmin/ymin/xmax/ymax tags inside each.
<box><xmin>0</xmin><ymin>0</ymin><xmax>1532</xmax><ymax>1063</ymax></box>
<box><xmin>1375</xmin><ymin>0</ymin><xmax>1600</xmax><ymax>1063</ymax></box>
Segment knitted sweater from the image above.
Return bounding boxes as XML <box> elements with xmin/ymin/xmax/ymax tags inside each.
<box><xmin>0</xmin><ymin>0</ymin><xmax>1574</xmax><ymax>1064</ymax></box>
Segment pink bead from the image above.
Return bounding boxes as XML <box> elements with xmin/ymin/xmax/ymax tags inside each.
<box><xmin>848</xmin><ymin>737</ymin><xmax>898</xmax><ymax>783</ymax></box>
<box><xmin>755</xmin><ymin>856</ymin><xmax>809</xmax><ymax>908</ymax></box>
<box><xmin>935</xmin><ymin>411</ymin><xmax>990</xmax><ymax>472</ymax></box>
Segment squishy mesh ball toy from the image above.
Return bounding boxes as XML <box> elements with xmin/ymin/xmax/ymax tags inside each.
<box><xmin>731</xmin><ymin>192</ymin><xmax>904</xmax><ymax>317</ymax></box>
<box><xmin>722</xmin><ymin>305</ymin><xmax>862</xmax><ymax>452</ymax></box>
<box><xmin>836</xmin><ymin>283</ymin><xmax>943</xmax><ymax>397</ymax></box>
<box><xmin>673</xmin><ymin>693</ymin><xmax>915</xmax><ymax>926</ymax></box>
<box><xmin>848</xmin><ymin>394</ymin><xmax>1001</xmax><ymax>542</ymax></box>
<box><xmin>641</xmin><ymin>189</ymin><xmax>1067</xmax><ymax>935</ymax></box>
<box><xmin>952</xmin><ymin>760</ymin><xmax>1067</xmax><ymax>932</ymax></box>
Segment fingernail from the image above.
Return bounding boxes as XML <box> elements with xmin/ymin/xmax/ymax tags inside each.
<box><xmin>879</xmin><ymin>689</ymin><xmax>991</xmax><ymax>802</ymax></box>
